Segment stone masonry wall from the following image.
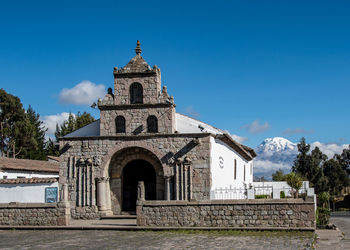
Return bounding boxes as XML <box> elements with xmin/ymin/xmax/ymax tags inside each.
<box><xmin>71</xmin><ymin>206</ymin><xmax>99</xmax><ymax>220</ymax></box>
<box><xmin>114</xmin><ymin>74</ymin><xmax>162</xmax><ymax>105</ymax></box>
<box><xmin>100</xmin><ymin>106</ymin><xmax>175</xmax><ymax>136</ymax></box>
<box><xmin>137</xmin><ymin>199</ymin><xmax>315</xmax><ymax>229</ymax></box>
<box><xmin>0</xmin><ymin>203</ymin><xmax>69</xmax><ymax>226</ymax></box>
<box><xmin>60</xmin><ymin>134</ymin><xmax>212</xmax><ymax>216</ymax></box>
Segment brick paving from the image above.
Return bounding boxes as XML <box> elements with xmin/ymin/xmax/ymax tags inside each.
<box><xmin>0</xmin><ymin>230</ymin><xmax>313</xmax><ymax>249</ymax></box>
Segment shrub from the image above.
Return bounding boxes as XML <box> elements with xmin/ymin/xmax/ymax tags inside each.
<box><xmin>280</xmin><ymin>191</ymin><xmax>286</xmax><ymax>198</ymax></box>
<box><xmin>255</xmin><ymin>194</ymin><xmax>269</xmax><ymax>199</ymax></box>
<box><xmin>286</xmin><ymin>172</ymin><xmax>303</xmax><ymax>198</ymax></box>
<box><xmin>318</xmin><ymin>192</ymin><xmax>330</xmax><ymax>208</ymax></box>
<box><xmin>316</xmin><ymin>207</ymin><xmax>330</xmax><ymax>225</ymax></box>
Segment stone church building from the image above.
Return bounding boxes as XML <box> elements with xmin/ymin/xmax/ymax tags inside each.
<box><xmin>59</xmin><ymin>41</ymin><xmax>256</xmax><ymax>218</ymax></box>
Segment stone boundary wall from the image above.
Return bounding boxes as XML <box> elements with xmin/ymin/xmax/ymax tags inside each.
<box><xmin>71</xmin><ymin>206</ymin><xmax>99</xmax><ymax>219</ymax></box>
<box><xmin>137</xmin><ymin>199</ymin><xmax>315</xmax><ymax>230</ymax></box>
<box><xmin>0</xmin><ymin>202</ymin><xmax>70</xmax><ymax>226</ymax></box>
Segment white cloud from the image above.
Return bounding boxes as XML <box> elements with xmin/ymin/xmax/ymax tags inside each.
<box><xmin>41</xmin><ymin>112</ymin><xmax>72</xmax><ymax>135</ymax></box>
<box><xmin>242</xmin><ymin>120</ymin><xmax>270</xmax><ymax>134</ymax></box>
<box><xmin>310</xmin><ymin>141</ymin><xmax>349</xmax><ymax>159</ymax></box>
<box><xmin>59</xmin><ymin>80</ymin><xmax>106</xmax><ymax>105</ymax></box>
<box><xmin>230</xmin><ymin>133</ymin><xmax>247</xmax><ymax>144</ymax></box>
<box><xmin>253</xmin><ymin>160</ymin><xmax>292</xmax><ymax>178</ymax></box>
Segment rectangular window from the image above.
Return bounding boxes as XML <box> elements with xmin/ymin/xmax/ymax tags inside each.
<box><xmin>244</xmin><ymin>165</ymin><xmax>246</xmax><ymax>182</ymax></box>
<box><xmin>250</xmin><ymin>163</ymin><xmax>253</xmax><ymax>175</ymax></box>
<box><xmin>234</xmin><ymin>159</ymin><xmax>237</xmax><ymax>180</ymax></box>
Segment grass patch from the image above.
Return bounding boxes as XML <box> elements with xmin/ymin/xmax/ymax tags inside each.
<box><xmin>147</xmin><ymin>229</ymin><xmax>314</xmax><ymax>238</ymax></box>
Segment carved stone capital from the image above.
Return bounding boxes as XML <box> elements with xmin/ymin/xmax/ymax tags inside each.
<box><xmin>184</xmin><ymin>156</ymin><xmax>192</xmax><ymax>165</ymax></box>
<box><xmin>77</xmin><ymin>158</ymin><xmax>85</xmax><ymax>166</ymax></box>
<box><xmin>96</xmin><ymin>177</ymin><xmax>110</xmax><ymax>183</ymax></box>
<box><xmin>86</xmin><ymin>158</ymin><xmax>93</xmax><ymax>165</ymax></box>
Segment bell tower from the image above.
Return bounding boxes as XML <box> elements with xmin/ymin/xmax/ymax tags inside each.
<box><xmin>98</xmin><ymin>41</ymin><xmax>175</xmax><ymax>136</ymax></box>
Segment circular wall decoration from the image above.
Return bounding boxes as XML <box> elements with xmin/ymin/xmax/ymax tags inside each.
<box><xmin>219</xmin><ymin>156</ymin><xmax>224</xmax><ymax>168</ymax></box>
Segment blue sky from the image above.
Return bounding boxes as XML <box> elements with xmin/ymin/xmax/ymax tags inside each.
<box><xmin>1</xmin><ymin>0</ymin><xmax>349</xmax><ymax>148</ymax></box>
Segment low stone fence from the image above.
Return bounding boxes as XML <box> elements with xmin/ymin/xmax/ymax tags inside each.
<box><xmin>0</xmin><ymin>202</ymin><xmax>70</xmax><ymax>226</ymax></box>
<box><xmin>71</xmin><ymin>206</ymin><xmax>99</xmax><ymax>219</ymax></box>
<box><xmin>136</xmin><ymin>199</ymin><xmax>315</xmax><ymax>230</ymax></box>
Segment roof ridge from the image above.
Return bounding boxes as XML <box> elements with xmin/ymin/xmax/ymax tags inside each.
<box><xmin>176</xmin><ymin>112</ymin><xmax>224</xmax><ymax>133</ymax></box>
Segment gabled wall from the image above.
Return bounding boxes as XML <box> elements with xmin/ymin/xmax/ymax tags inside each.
<box><xmin>210</xmin><ymin>137</ymin><xmax>253</xmax><ymax>191</ymax></box>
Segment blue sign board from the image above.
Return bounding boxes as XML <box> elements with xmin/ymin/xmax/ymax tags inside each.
<box><xmin>45</xmin><ymin>187</ymin><xmax>58</xmax><ymax>203</ymax></box>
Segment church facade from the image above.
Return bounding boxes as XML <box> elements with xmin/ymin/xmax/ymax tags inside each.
<box><xmin>59</xmin><ymin>41</ymin><xmax>256</xmax><ymax>218</ymax></box>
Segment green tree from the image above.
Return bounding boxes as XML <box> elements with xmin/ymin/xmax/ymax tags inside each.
<box><xmin>292</xmin><ymin>138</ymin><xmax>329</xmax><ymax>194</ymax></box>
<box><xmin>50</xmin><ymin>111</ymin><xmax>95</xmax><ymax>156</ymax></box>
<box><xmin>292</xmin><ymin>137</ymin><xmax>311</xmax><ymax>175</ymax></box>
<box><xmin>22</xmin><ymin>105</ymin><xmax>47</xmax><ymax>160</ymax></box>
<box><xmin>286</xmin><ymin>172</ymin><xmax>303</xmax><ymax>198</ymax></box>
<box><xmin>0</xmin><ymin>89</ymin><xmax>28</xmax><ymax>158</ymax></box>
<box><xmin>335</xmin><ymin>145</ymin><xmax>350</xmax><ymax>176</ymax></box>
<box><xmin>323</xmin><ymin>159</ymin><xmax>349</xmax><ymax>196</ymax></box>
<box><xmin>0</xmin><ymin>89</ymin><xmax>48</xmax><ymax>159</ymax></box>
<box><xmin>45</xmin><ymin>138</ymin><xmax>59</xmax><ymax>157</ymax></box>
<box><xmin>55</xmin><ymin>112</ymin><xmax>95</xmax><ymax>140</ymax></box>
<box><xmin>272</xmin><ymin>169</ymin><xmax>287</xmax><ymax>181</ymax></box>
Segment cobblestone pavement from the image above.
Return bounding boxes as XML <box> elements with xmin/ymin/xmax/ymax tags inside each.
<box><xmin>0</xmin><ymin>230</ymin><xmax>313</xmax><ymax>249</ymax></box>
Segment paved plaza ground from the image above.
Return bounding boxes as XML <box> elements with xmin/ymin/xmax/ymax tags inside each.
<box><xmin>316</xmin><ymin>216</ymin><xmax>350</xmax><ymax>250</ymax></box>
<box><xmin>0</xmin><ymin>230</ymin><xmax>313</xmax><ymax>249</ymax></box>
<box><xmin>3</xmin><ymin>216</ymin><xmax>350</xmax><ymax>249</ymax></box>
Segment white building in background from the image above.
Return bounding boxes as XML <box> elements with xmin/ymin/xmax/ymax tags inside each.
<box><xmin>0</xmin><ymin>157</ymin><xmax>59</xmax><ymax>203</ymax></box>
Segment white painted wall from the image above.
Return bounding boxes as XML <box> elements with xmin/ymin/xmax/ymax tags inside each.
<box><xmin>253</xmin><ymin>181</ymin><xmax>309</xmax><ymax>196</ymax></box>
<box><xmin>0</xmin><ymin>170</ymin><xmax>58</xmax><ymax>179</ymax></box>
<box><xmin>0</xmin><ymin>182</ymin><xmax>59</xmax><ymax>203</ymax></box>
<box><xmin>210</xmin><ymin>137</ymin><xmax>253</xmax><ymax>191</ymax></box>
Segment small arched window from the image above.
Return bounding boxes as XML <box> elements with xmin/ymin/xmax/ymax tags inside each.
<box><xmin>130</xmin><ymin>82</ymin><xmax>143</xmax><ymax>104</ymax></box>
<box><xmin>147</xmin><ymin>115</ymin><xmax>158</xmax><ymax>133</ymax></box>
<box><xmin>116</xmin><ymin>116</ymin><xmax>126</xmax><ymax>133</ymax></box>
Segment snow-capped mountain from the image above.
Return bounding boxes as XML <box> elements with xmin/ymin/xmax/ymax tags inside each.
<box><xmin>256</xmin><ymin>137</ymin><xmax>298</xmax><ymax>162</ymax></box>
<box><xmin>254</xmin><ymin>137</ymin><xmax>298</xmax><ymax>179</ymax></box>
<box><xmin>254</xmin><ymin>137</ymin><xmax>349</xmax><ymax>179</ymax></box>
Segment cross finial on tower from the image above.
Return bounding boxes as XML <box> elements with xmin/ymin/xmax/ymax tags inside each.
<box><xmin>135</xmin><ymin>40</ymin><xmax>142</xmax><ymax>55</ymax></box>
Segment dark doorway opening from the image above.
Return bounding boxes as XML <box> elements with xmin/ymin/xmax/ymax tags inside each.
<box><xmin>122</xmin><ymin>160</ymin><xmax>156</xmax><ymax>212</ymax></box>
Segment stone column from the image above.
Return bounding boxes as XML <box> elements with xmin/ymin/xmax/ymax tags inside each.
<box><xmin>183</xmin><ymin>165</ymin><xmax>188</xmax><ymax>200</ymax></box>
<box><xmin>165</xmin><ymin>176</ymin><xmax>171</xmax><ymax>200</ymax></box>
<box><xmin>105</xmin><ymin>181</ymin><xmax>112</xmax><ymax>213</ymax></box>
<box><xmin>188</xmin><ymin>165</ymin><xmax>192</xmax><ymax>200</ymax></box>
<box><xmin>96</xmin><ymin>177</ymin><xmax>109</xmax><ymax>211</ymax></box>
<box><xmin>174</xmin><ymin>164</ymin><xmax>179</xmax><ymax>200</ymax></box>
<box><xmin>137</xmin><ymin>181</ymin><xmax>145</xmax><ymax>201</ymax></box>
<box><xmin>179</xmin><ymin>163</ymin><xmax>183</xmax><ymax>200</ymax></box>
<box><xmin>184</xmin><ymin>157</ymin><xmax>192</xmax><ymax>201</ymax></box>
<box><xmin>61</xmin><ymin>183</ymin><xmax>69</xmax><ymax>202</ymax></box>
<box><xmin>136</xmin><ymin>181</ymin><xmax>145</xmax><ymax>226</ymax></box>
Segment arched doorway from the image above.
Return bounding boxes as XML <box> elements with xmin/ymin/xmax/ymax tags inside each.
<box><xmin>107</xmin><ymin>147</ymin><xmax>165</xmax><ymax>214</ymax></box>
<box><xmin>122</xmin><ymin>159</ymin><xmax>157</xmax><ymax>212</ymax></box>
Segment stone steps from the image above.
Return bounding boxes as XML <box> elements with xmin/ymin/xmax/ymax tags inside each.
<box><xmin>100</xmin><ymin>215</ymin><xmax>136</xmax><ymax>220</ymax></box>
